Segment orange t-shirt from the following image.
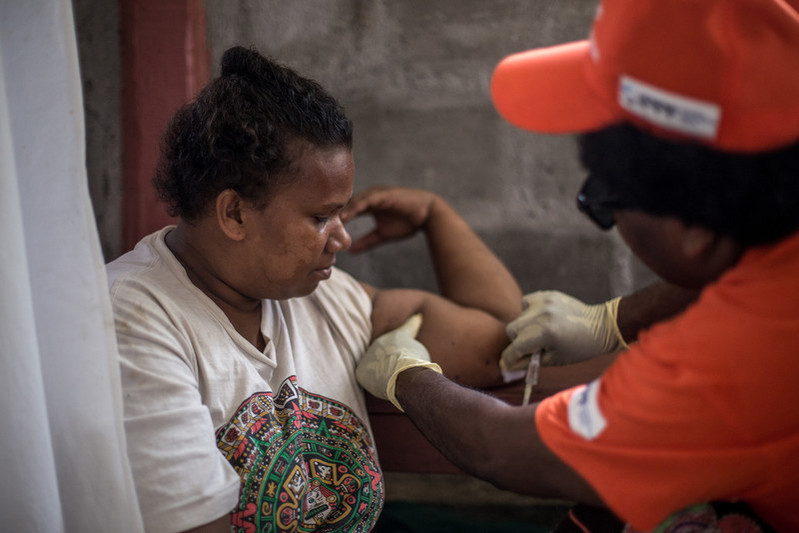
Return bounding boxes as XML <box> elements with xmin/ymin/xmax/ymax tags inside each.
<box><xmin>536</xmin><ymin>231</ymin><xmax>799</xmax><ymax>532</ymax></box>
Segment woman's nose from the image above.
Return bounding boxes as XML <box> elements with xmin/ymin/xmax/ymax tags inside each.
<box><xmin>327</xmin><ymin>218</ymin><xmax>352</xmax><ymax>252</ymax></box>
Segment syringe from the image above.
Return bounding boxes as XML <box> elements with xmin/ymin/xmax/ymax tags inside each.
<box><xmin>522</xmin><ymin>351</ymin><xmax>542</xmax><ymax>406</ymax></box>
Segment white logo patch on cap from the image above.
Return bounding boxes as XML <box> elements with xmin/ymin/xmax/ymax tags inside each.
<box><xmin>567</xmin><ymin>378</ymin><xmax>606</xmax><ymax>440</ymax></box>
<box><xmin>619</xmin><ymin>75</ymin><xmax>721</xmax><ymax>140</ymax></box>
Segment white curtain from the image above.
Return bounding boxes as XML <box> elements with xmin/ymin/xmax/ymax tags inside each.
<box><xmin>0</xmin><ymin>0</ymin><xmax>144</xmax><ymax>531</ymax></box>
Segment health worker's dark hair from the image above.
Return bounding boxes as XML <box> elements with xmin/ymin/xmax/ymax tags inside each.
<box><xmin>153</xmin><ymin>46</ymin><xmax>353</xmax><ymax>222</ymax></box>
<box><xmin>579</xmin><ymin>123</ymin><xmax>799</xmax><ymax>247</ymax></box>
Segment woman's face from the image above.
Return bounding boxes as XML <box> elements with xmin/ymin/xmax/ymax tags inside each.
<box><xmin>237</xmin><ymin>143</ymin><xmax>354</xmax><ymax>300</ymax></box>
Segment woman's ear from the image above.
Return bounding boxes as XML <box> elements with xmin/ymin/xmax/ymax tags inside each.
<box><xmin>216</xmin><ymin>189</ymin><xmax>246</xmax><ymax>241</ymax></box>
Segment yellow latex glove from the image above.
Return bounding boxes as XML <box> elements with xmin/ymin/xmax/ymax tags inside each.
<box><xmin>502</xmin><ymin>291</ymin><xmax>627</xmax><ymax>372</ymax></box>
<box><xmin>356</xmin><ymin>314</ymin><xmax>442</xmax><ymax>411</ymax></box>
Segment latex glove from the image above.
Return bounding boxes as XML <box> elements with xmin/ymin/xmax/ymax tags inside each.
<box><xmin>501</xmin><ymin>291</ymin><xmax>627</xmax><ymax>372</ymax></box>
<box><xmin>356</xmin><ymin>314</ymin><xmax>442</xmax><ymax>411</ymax></box>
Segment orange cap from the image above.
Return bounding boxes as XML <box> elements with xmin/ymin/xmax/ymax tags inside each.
<box><xmin>491</xmin><ymin>0</ymin><xmax>799</xmax><ymax>152</ymax></box>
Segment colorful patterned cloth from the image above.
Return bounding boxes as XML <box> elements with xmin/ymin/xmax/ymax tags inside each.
<box><xmin>218</xmin><ymin>380</ymin><xmax>382</xmax><ymax>532</ymax></box>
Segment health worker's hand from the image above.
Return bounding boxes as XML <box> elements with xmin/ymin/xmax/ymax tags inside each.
<box><xmin>356</xmin><ymin>314</ymin><xmax>442</xmax><ymax>411</ymax></box>
<box><xmin>501</xmin><ymin>291</ymin><xmax>627</xmax><ymax>371</ymax></box>
<box><xmin>341</xmin><ymin>186</ymin><xmax>438</xmax><ymax>254</ymax></box>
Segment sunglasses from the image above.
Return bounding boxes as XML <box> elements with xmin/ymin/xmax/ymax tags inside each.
<box><xmin>576</xmin><ymin>175</ymin><xmax>630</xmax><ymax>230</ymax></box>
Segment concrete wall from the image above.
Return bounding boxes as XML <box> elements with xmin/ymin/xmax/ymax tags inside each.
<box><xmin>203</xmin><ymin>0</ymin><xmax>656</xmax><ymax>301</ymax></box>
<box><xmin>74</xmin><ymin>0</ymin><xmax>122</xmax><ymax>261</ymax></box>
<box><xmin>74</xmin><ymin>0</ymin><xmax>655</xmax><ymax>296</ymax></box>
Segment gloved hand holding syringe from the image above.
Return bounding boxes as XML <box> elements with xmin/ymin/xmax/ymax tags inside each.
<box><xmin>500</xmin><ymin>290</ymin><xmax>629</xmax><ymax>405</ymax></box>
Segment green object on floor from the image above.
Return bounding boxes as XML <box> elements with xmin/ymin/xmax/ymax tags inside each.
<box><xmin>374</xmin><ymin>501</ymin><xmax>570</xmax><ymax>533</ymax></box>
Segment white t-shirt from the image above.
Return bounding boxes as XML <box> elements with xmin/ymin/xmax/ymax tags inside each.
<box><xmin>106</xmin><ymin>227</ymin><xmax>381</xmax><ymax>533</ymax></box>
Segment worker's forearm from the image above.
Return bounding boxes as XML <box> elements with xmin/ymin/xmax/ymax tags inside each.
<box><xmin>394</xmin><ymin>366</ymin><xmax>603</xmax><ymax>504</ymax></box>
<box><xmin>394</xmin><ymin>366</ymin><xmax>521</xmax><ymax>480</ymax></box>
<box><xmin>424</xmin><ymin>197</ymin><xmax>523</xmax><ymax>322</ymax></box>
<box><xmin>617</xmin><ymin>280</ymin><xmax>700</xmax><ymax>343</ymax></box>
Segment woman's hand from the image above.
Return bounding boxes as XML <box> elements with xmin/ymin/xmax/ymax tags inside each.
<box><xmin>348</xmin><ymin>184</ymin><xmax>522</xmax><ymax>324</ymax></box>
<box><xmin>342</xmin><ymin>186</ymin><xmax>439</xmax><ymax>253</ymax></box>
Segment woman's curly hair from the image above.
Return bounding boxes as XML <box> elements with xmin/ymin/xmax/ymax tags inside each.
<box><xmin>153</xmin><ymin>46</ymin><xmax>353</xmax><ymax>222</ymax></box>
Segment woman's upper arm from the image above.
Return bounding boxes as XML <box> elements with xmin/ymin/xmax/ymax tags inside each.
<box><xmin>367</xmin><ymin>285</ymin><xmax>508</xmax><ymax>388</ymax></box>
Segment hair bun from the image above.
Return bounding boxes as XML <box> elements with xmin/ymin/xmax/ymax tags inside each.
<box><xmin>220</xmin><ymin>46</ymin><xmax>260</xmax><ymax>79</ymax></box>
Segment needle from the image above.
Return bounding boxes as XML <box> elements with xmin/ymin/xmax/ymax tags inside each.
<box><xmin>522</xmin><ymin>351</ymin><xmax>542</xmax><ymax>406</ymax></box>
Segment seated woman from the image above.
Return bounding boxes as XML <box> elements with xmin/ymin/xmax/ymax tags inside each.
<box><xmin>106</xmin><ymin>46</ymin><xmax>522</xmax><ymax>533</ymax></box>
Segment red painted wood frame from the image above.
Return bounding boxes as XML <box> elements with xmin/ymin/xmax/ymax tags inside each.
<box><xmin>119</xmin><ymin>0</ymin><xmax>209</xmax><ymax>253</ymax></box>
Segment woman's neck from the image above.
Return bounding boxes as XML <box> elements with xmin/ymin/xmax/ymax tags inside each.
<box><xmin>165</xmin><ymin>223</ymin><xmax>266</xmax><ymax>350</ymax></box>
